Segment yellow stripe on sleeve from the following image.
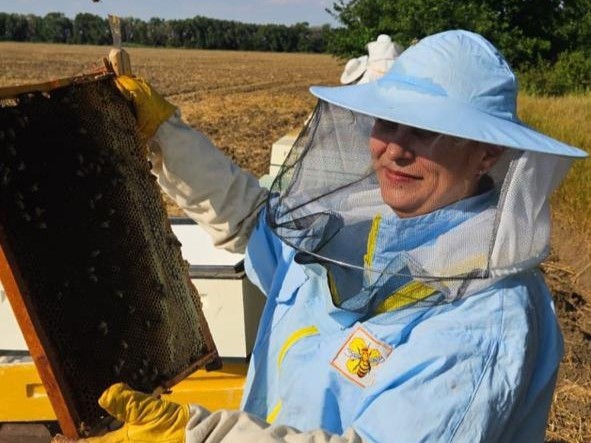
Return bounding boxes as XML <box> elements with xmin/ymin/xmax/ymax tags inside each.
<box><xmin>364</xmin><ymin>214</ymin><xmax>382</xmax><ymax>269</ymax></box>
<box><xmin>268</xmin><ymin>326</ymin><xmax>319</xmax><ymax>424</ymax></box>
<box><xmin>327</xmin><ymin>270</ymin><xmax>340</xmax><ymax>305</ymax></box>
<box><xmin>375</xmin><ymin>280</ymin><xmax>437</xmax><ymax>313</ymax></box>
<box><xmin>266</xmin><ymin>400</ymin><xmax>282</xmax><ymax>423</ymax></box>
<box><xmin>277</xmin><ymin>325</ymin><xmax>320</xmax><ymax>369</ymax></box>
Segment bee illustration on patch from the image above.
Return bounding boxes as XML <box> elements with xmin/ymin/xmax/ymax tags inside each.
<box><xmin>345</xmin><ymin>337</ymin><xmax>385</xmax><ymax>378</ymax></box>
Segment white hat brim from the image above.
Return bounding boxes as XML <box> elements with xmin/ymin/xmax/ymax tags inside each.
<box><xmin>340</xmin><ymin>56</ymin><xmax>368</xmax><ymax>85</ymax></box>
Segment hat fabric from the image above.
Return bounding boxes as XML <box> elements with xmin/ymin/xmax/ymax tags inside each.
<box><xmin>358</xmin><ymin>35</ymin><xmax>405</xmax><ymax>84</ymax></box>
<box><xmin>366</xmin><ymin>34</ymin><xmax>398</xmax><ymax>62</ymax></box>
<box><xmin>340</xmin><ymin>55</ymin><xmax>368</xmax><ymax>85</ymax></box>
<box><xmin>312</xmin><ymin>30</ymin><xmax>587</xmax><ymax>158</ymax></box>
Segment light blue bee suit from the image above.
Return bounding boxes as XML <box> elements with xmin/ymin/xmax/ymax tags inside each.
<box><xmin>149</xmin><ymin>29</ymin><xmax>586</xmax><ymax>443</ymax></box>
<box><xmin>241</xmin><ymin>200</ymin><xmax>563</xmax><ymax>443</ymax></box>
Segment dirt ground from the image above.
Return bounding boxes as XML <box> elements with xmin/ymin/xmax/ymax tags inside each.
<box><xmin>544</xmin><ymin>225</ymin><xmax>591</xmax><ymax>443</ymax></box>
<box><xmin>0</xmin><ymin>43</ymin><xmax>589</xmax><ymax>442</ymax></box>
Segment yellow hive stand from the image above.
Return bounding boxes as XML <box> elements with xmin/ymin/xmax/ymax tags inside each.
<box><xmin>0</xmin><ymin>358</ymin><xmax>248</xmax><ymax>423</ymax></box>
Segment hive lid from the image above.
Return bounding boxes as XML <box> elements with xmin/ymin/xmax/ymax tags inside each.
<box><xmin>170</xmin><ymin>218</ymin><xmax>244</xmax><ymax>268</ymax></box>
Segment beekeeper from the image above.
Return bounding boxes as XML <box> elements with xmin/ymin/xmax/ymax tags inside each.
<box><xmin>340</xmin><ymin>34</ymin><xmax>404</xmax><ymax>85</ymax></box>
<box><xmin>80</xmin><ymin>30</ymin><xmax>587</xmax><ymax>443</ymax></box>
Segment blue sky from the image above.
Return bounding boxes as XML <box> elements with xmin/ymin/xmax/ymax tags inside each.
<box><xmin>0</xmin><ymin>0</ymin><xmax>339</xmax><ymax>26</ymax></box>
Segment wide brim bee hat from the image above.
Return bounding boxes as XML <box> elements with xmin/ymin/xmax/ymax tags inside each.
<box><xmin>266</xmin><ymin>30</ymin><xmax>587</xmax><ymax>312</ymax></box>
<box><xmin>314</xmin><ymin>30</ymin><xmax>586</xmax><ymax>158</ymax></box>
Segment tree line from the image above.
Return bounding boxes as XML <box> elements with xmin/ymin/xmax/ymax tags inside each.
<box><xmin>0</xmin><ymin>12</ymin><xmax>331</xmax><ymax>53</ymax></box>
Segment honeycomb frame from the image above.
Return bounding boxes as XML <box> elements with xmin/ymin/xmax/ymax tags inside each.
<box><xmin>0</xmin><ymin>72</ymin><xmax>219</xmax><ymax>438</ymax></box>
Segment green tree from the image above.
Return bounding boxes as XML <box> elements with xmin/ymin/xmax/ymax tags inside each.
<box><xmin>24</xmin><ymin>14</ymin><xmax>43</xmax><ymax>42</ymax></box>
<box><xmin>4</xmin><ymin>14</ymin><xmax>31</xmax><ymax>41</ymax></box>
<box><xmin>121</xmin><ymin>17</ymin><xmax>148</xmax><ymax>45</ymax></box>
<box><xmin>41</xmin><ymin>12</ymin><xmax>73</xmax><ymax>43</ymax></box>
<box><xmin>146</xmin><ymin>17</ymin><xmax>167</xmax><ymax>46</ymax></box>
<box><xmin>326</xmin><ymin>0</ymin><xmax>591</xmax><ymax>69</ymax></box>
<box><xmin>73</xmin><ymin>13</ymin><xmax>109</xmax><ymax>44</ymax></box>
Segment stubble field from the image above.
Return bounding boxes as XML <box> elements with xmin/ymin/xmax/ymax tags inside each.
<box><xmin>0</xmin><ymin>42</ymin><xmax>589</xmax><ymax>442</ymax></box>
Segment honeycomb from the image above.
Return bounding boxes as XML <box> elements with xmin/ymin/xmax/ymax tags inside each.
<box><xmin>0</xmin><ymin>74</ymin><xmax>218</xmax><ymax>436</ymax></box>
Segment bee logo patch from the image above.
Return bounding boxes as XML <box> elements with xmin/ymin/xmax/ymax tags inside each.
<box><xmin>331</xmin><ymin>325</ymin><xmax>392</xmax><ymax>388</ymax></box>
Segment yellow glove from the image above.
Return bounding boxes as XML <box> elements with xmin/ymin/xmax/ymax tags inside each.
<box><xmin>77</xmin><ymin>383</ymin><xmax>189</xmax><ymax>443</ymax></box>
<box><xmin>114</xmin><ymin>76</ymin><xmax>177</xmax><ymax>141</ymax></box>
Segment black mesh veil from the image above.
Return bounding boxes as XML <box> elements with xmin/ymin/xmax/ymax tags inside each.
<box><xmin>264</xmin><ymin>100</ymin><xmax>567</xmax><ymax>314</ymax></box>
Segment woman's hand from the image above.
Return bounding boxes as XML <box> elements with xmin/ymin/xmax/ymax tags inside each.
<box><xmin>53</xmin><ymin>383</ymin><xmax>189</xmax><ymax>443</ymax></box>
<box><xmin>114</xmin><ymin>76</ymin><xmax>177</xmax><ymax>141</ymax></box>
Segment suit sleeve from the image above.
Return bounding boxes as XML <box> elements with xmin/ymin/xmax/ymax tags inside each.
<box><xmin>185</xmin><ymin>406</ymin><xmax>364</xmax><ymax>443</ymax></box>
<box><xmin>148</xmin><ymin>112</ymin><xmax>268</xmax><ymax>253</ymax></box>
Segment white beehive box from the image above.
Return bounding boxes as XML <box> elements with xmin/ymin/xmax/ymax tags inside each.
<box><xmin>259</xmin><ymin>127</ymin><xmax>302</xmax><ymax>189</ymax></box>
<box><xmin>268</xmin><ymin>129</ymin><xmax>299</xmax><ymax>177</ymax></box>
<box><xmin>0</xmin><ymin>286</ymin><xmax>27</xmax><ymax>351</ymax></box>
<box><xmin>170</xmin><ymin>218</ymin><xmax>266</xmax><ymax>359</ymax></box>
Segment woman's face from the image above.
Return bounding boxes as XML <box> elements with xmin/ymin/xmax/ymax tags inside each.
<box><xmin>369</xmin><ymin>120</ymin><xmax>503</xmax><ymax>217</ymax></box>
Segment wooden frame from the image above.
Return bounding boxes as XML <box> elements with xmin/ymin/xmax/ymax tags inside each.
<box><xmin>0</xmin><ymin>231</ymin><xmax>80</xmax><ymax>437</ymax></box>
<box><xmin>0</xmin><ymin>74</ymin><xmax>220</xmax><ymax>438</ymax></box>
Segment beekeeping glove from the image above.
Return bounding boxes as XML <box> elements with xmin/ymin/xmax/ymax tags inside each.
<box><xmin>79</xmin><ymin>383</ymin><xmax>189</xmax><ymax>443</ymax></box>
<box><xmin>114</xmin><ymin>75</ymin><xmax>177</xmax><ymax>141</ymax></box>
<box><xmin>52</xmin><ymin>383</ymin><xmax>365</xmax><ymax>443</ymax></box>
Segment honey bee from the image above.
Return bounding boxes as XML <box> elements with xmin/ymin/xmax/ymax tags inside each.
<box><xmin>97</xmin><ymin>321</ymin><xmax>108</xmax><ymax>336</ymax></box>
<box><xmin>345</xmin><ymin>337</ymin><xmax>384</xmax><ymax>378</ymax></box>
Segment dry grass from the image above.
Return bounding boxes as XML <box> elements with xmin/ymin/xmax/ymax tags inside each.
<box><xmin>518</xmin><ymin>95</ymin><xmax>591</xmax><ymax>235</ymax></box>
<box><xmin>0</xmin><ymin>42</ymin><xmax>590</xmax><ymax>442</ymax></box>
<box><xmin>543</xmin><ymin>262</ymin><xmax>591</xmax><ymax>443</ymax></box>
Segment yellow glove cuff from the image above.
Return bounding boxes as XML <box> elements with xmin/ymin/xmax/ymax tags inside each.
<box><xmin>87</xmin><ymin>383</ymin><xmax>189</xmax><ymax>443</ymax></box>
<box><xmin>114</xmin><ymin>76</ymin><xmax>177</xmax><ymax>141</ymax></box>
